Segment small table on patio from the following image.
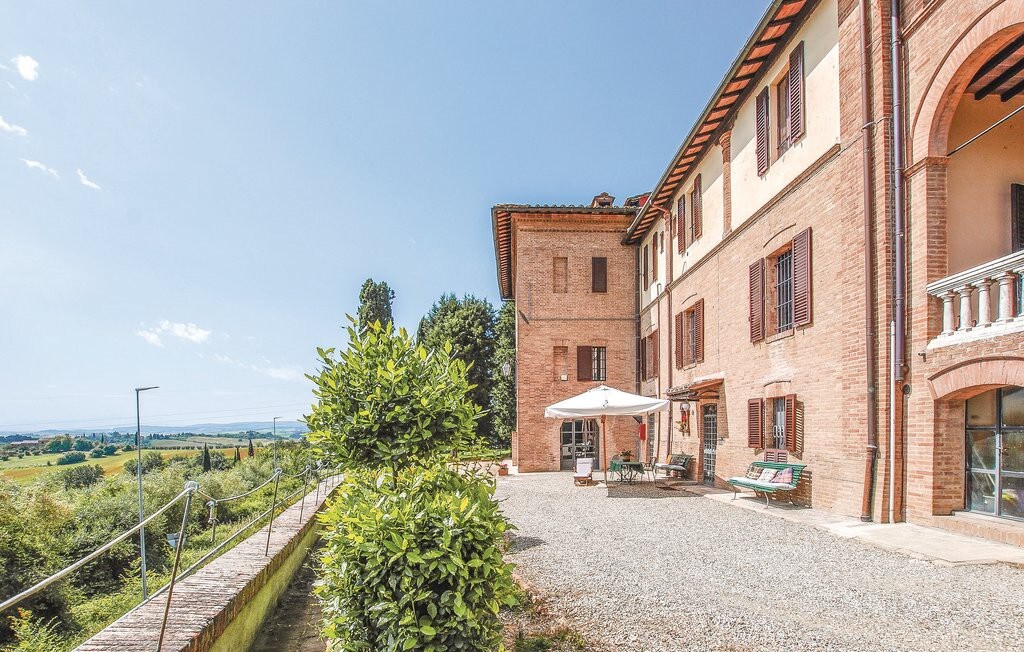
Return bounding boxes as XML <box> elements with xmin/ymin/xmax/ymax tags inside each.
<box><xmin>610</xmin><ymin>460</ymin><xmax>645</xmax><ymax>484</ymax></box>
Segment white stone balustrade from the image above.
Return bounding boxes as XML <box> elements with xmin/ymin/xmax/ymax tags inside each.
<box><xmin>926</xmin><ymin>250</ymin><xmax>1024</xmax><ymax>344</ymax></box>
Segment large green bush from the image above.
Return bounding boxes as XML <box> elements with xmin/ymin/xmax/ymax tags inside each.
<box><xmin>316</xmin><ymin>463</ymin><xmax>515</xmax><ymax>652</ymax></box>
<box><xmin>306</xmin><ymin>320</ymin><xmax>481</xmax><ymax>470</ymax></box>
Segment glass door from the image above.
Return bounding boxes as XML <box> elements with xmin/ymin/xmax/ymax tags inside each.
<box><xmin>560</xmin><ymin>419</ymin><xmax>599</xmax><ymax>470</ymax></box>
<box><xmin>966</xmin><ymin>387</ymin><xmax>1024</xmax><ymax>520</ymax></box>
<box><xmin>702</xmin><ymin>405</ymin><xmax>718</xmax><ymax>485</ymax></box>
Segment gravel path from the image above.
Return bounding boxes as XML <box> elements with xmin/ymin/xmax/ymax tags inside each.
<box><xmin>496</xmin><ymin>473</ymin><xmax>1024</xmax><ymax>652</ymax></box>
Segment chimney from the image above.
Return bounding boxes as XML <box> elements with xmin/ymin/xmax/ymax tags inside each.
<box><xmin>591</xmin><ymin>192</ymin><xmax>615</xmax><ymax>208</ymax></box>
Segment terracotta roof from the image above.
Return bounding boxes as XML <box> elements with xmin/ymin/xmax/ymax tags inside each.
<box><xmin>623</xmin><ymin>0</ymin><xmax>817</xmax><ymax>244</ymax></box>
<box><xmin>492</xmin><ymin>204</ymin><xmax>638</xmax><ymax>300</ymax></box>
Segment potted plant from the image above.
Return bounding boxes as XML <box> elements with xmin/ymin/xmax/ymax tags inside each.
<box><xmin>620</xmin><ymin>449</ymin><xmax>633</xmax><ymax>462</ymax></box>
<box><xmin>498</xmin><ymin>462</ymin><xmax>509</xmax><ymax>476</ymax></box>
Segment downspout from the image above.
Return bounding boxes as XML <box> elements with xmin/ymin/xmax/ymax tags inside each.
<box><xmin>858</xmin><ymin>0</ymin><xmax>879</xmax><ymax>522</ymax></box>
<box><xmin>650</xmin><ymin>203</ymin><xmax>674</xmax><ymax>459</ymax></box>
<box><xmin>889</xmin><ymin>0</ymin><xmax>907</xmax><ymax>522</ymax></box>
<box><xmin>634</xmin><ymin>245</ymin><xmax>642</xmax><ymax>395</ymax></box>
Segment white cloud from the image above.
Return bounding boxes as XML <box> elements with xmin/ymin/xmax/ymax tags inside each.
<box><xmin>136</xmin><ymin>330</ymin><xmax>164</xmax><ymax>347</ymax></box>
<box><xmin>76</xmin><ymin>169</ymin><xmax>101</xmax><ymax>190</ymax></box>
<box><xmin>0</xmin><ymin>116</ymin><xmax>27</xmax><ymax>137</ymax></box>
<box><xmin>137</xmin><ymin>320</ymin><xmax>212</xmax><ymax>347</ymax></box>
<box><xmin>20</xmin><ymin>159</ymin><xmax>58</xmax><ymax>179</ymax></box>
<box><xmin>209</xmin><ymin>351</ymin><xmax>304</xmax><ymax>382</ymax></box>
<box><xmin>11</xmin><ymin>55</ymin><xmax>39</xmax><ymax>81</ymax></box>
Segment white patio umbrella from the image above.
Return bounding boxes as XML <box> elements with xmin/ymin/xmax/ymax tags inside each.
<box><xmin>545</xmin><ymin>385</ymin><xmax>669</xmax><ymax>480</ymax></box>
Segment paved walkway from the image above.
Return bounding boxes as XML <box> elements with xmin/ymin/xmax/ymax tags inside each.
<box><xmin>497</xmin><ymin>472</ymin><xmax>1024</xmax><ymax>652</ymax></box>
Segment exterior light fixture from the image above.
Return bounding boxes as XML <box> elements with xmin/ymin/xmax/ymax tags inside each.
<box><xmin>501</xmin><ymin>361</ymin><xmax>512</xmax><ymax>377</ymax></box>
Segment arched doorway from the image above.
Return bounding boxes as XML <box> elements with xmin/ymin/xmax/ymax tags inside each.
<box><xmin>965</xmin><ymin>386</ymin><xmax>1024</xmax><ymax>519</ymax></box>
<box><xmin>559</xmin><ymin>419</ymin><xmax>599</xmax><ymax>470</ymax></box>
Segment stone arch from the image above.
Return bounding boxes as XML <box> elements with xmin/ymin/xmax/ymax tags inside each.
<box><xmin>910</xmin><ymin>0</ymin><xmax>1024</xmax><ymax>161</ymax></box>
<box><xmin>927</xmin><ymin>356</ymin><xmax>1024</xmax><ymax>399</ymax></box>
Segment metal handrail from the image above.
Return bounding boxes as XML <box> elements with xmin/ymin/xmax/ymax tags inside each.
<box><xmin>206</xmin><ymin>468</ymin><xmax>282</xmax><ymax>505</ymax></box>
<box><xmin>0</xmin><ymin>485</ymin><xmax>195</xmax><ymax>614</ymax></box>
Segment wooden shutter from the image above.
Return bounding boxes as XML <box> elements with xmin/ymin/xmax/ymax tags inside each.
<box><xmin>576</xmin><ymin>346</ymin><xmax>592</xmax><ymax>381</ymax></box>
<box><xmin>747</xmin><ymin>399</ymin><xmax>764</xmax><ymax>449</ymax></box>
<box><xmin>749</xmin><ymin>259</ymin><xmax>765</xmax><ymax>342</ymax></box>
<box><xmin>792</xmin><ymin>227</ymin><xmax>813</xmax><ymax>327</ymax></box>
<box><xmin>1012</xmin><ymin>184</ymin><xmax>1024</xmax><ymax>252</ymax></box>
<box><xmin>676</xmin><ymin>196</ymin><xmax>686</xmax><ymax>253</ymax></box>
<box><xmin>674</xmin><ymin>312</ymin><xmax>684</xmax><ymax>369</ymax></box>
<box><xmin>692</xmin><ymin>175</ymin><xmax>703</xmax><ymax>240</ymax></box>
<box><xmin>756</xmin><ymin>87</ymin><xmax>770</xmax><ymax>175</ymax></box>
<box><xmin>652</xmin><ymin>330</ymin><xmax>659</xmax><ymax>374</ymax></box>
<box><xmin>694</xmin><ymin>300</ymin><xmax>704</xmax><ymax>363</ymax></box>
<box><xmin>784</xmin><ymin>394</ymin><xmax>797</xmax><ymax>453</ymax></box>
<box><xmin>789</xmin><ymin>42</ymin><xmax>805</xmax><ymax>141</ymax></box>
<box><xmin>651</xmin><ymin>237</ymin><xmax>658</xmax><ymax>283</ymax></box>
<box><xmin>639</xmin><ymin>337</ymin><xmax>648</xmax><ymax>380</ymax></box>
<box><xmin>592</xmin><ymin>256</ymin><xmax>607</xmax><ymax>293</ymax></box>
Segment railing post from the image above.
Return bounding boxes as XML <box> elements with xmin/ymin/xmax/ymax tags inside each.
<box><xmin>956</xmin><ymin>285</ymin><xmax>974</xmax><ymax>331</ymax></box>
<box><xmin>207</xmin><ymin>500</ymin><xmax>217</xmax><ymax>544</ymax></box>
<box><xmin>158</xmin><ymin>481</ymin><xmax>198</xmax><ymax>652</ymax></box>
<box><xmin>941</xmin><ymin>290</ymin><xmax>956</xmax><ymax>335</ymax></box>
<box><xmin>975</xmin><ymin>279</ymin><xmax>992</xmax><ymax>327</ymax></box>
<box><xmin>265</xmin><ymin>469</ymin><xmax>281</xmax><ymax>557</ymax></box>
<box><xmin>996</xmin><ymin>271</ymin><xmax>1016</xmax><ymax>322</ymax></box>
<box><xmin>299</xmin><ymin>466</ymin><xmax>310</xmax><ymax>523</ymax></box>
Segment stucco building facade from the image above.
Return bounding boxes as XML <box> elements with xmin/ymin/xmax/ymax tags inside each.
<box><xmin>492</xmin><ymin>0</ymin><xmax>1024</xmax><ymax>546</ymax></box>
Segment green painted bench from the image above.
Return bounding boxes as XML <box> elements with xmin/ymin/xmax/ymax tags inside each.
<box><xmin>652</xmin><ymin>454</ymin><xmax>692</xmax><ymax>485</ymax></box>
<box><xmin>727</xmin><ymin>461</ymin><xmax>806</xmax><ymax>507</ymax></box>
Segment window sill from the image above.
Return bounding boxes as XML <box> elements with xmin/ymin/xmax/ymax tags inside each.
<box><xmin>766</xmin><ymin>328</ymin><xmax>794</xmax><ymax>344</ymax></box>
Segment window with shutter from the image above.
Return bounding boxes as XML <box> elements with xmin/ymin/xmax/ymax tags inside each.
<box><xmin>792</xmin><ymin>228</ymin><xmax>812</xmax><ymax>326</ymax></box>
<box><xmin>784</xmin><ymin>394</ymin><xmax>797</xmax><ymax>453</ymax></box>
<box><xmin>682</xmin><ymin>310</ymin><xmax>693</xmax><ymax>366</ymax></box>
<box><xmin>789</xmin><ymin>42</ymin><xmax>805</xmax><ymax>141</ymax></box>
<box><xmin>674</xmin><ymin>312</ymin><xmax>684</xmax><ymax>369</ymax></box>
<box><xmin>592</xmin><ymin>256</ymin><xmax>608</xmax><ymax>293</ymax></box>
<box><xmin>747</xmin><ymin>399</ymin><xmax>764</xmax><ymax>449</ymax></box>
<box><xmin>749</xmin><ymin>259</ymin><xmax>765</xmax><ymax>343</ymax></box>
<box><xmin>639</xmin><ymin>337</ymin><xmax>648</xmax><ymax>380</ymax></box>
<box><xmin>642</xmin><ymin>245</ymin><xmax>649</xmax><ymax>289</ymax></box>
<box><xmin>592</xmin><ymin>347</ymin><xmax>607</xmax><ymax>381</ymax></box>
<box><xmin>576</xmin><ymin>346</ymin><xmax>592</xmax><ymax>381</ymax></box>
<box><xmin>694</xmin><ymin>299</ymin><xmax>704</xmax><ymax>363</ymax></box>
<box><xmin>651</xmin><ymin>330</ymin><xmax>659</xmax><ymax>375</ymax></box>
<box><xmin>691</xmin><ymin>175</ymin><xmax>702</xmax><ymax>241</ymax></box>
<box><xmin>677</xmin><ymin>196</ymin><xmax>686</xmax><ymax>253</ymax></box>
<box><xmin>651</xmin><ymin>235</ymin><xmax>658</xmax><ymax>283</ymax></box>
<box><xmin>1012</xmin><ymin>184</ymin><xmax>1024</xmax><ymax>252</ymax></box>
<box><xmin>756</xmin><ymin>87</ymin><xmax>770</xmax><ymax>175</ymax></box>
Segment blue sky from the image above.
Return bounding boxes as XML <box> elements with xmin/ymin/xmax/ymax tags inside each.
<box><xmin>0</xmin><ymin>1</ymin><xmax>766</xmax><ymax>431</ymax></box>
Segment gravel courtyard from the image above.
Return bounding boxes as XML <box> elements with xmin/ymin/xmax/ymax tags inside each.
<box><xmin>496</xmin><ymin>473</ymin><xmax>1024</xmax><ymax>652</ymax></box>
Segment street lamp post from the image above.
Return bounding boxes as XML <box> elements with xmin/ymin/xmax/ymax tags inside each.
<box><xmin>135</xmin><ymin>385</ymin><xmax>158</xmax><ymax>599</ymax></box>
<box><xmin>273</xmin><ymin>416</ymin><xmax>281</xmax><ymax>469</ymax></box>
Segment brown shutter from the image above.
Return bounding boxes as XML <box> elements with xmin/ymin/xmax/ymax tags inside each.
<box><xmin>789</xmin><ymin>42</ymin><xmax>805</xmax><ymax>141</ymax></box>
<box><xmin>792</xmin><ymin>227</ymin><xmax>812</xmax><ymax>327</ymax></box>
<box><xmin>784</xmin><ymin>394</ymin><xmax>797</xmax><ymax>453</ymax></box>
<box><xmin>642</xmin><ymin>245</ymin><xmax>649</xmax><ymax>289</ymax></box>
<box><xmin>676</xmin><ymin>196</ymin><xmax>686</xmax><ymax>253</ymax></box>
<box><xmin>692</xmin><ymin>175</ymin><xmax>702</xmax><ymax>240</ymax></box>
<box><xmin>577</xmin><ymin>346</ymin><xmax>592</xmax><ymax>381</ymax></box>
<box><xmin>674</xmin><ymin>312</ymin><xmax>684</xmax><ymax>369</ymax></box>
<box><xmin>639</xmin><ymin>337</ymin><xmax>647</xmax><ymax>380</ymax></box>
<box><xmin>756</xmin><ymin>87</ymin><xmax>770</xmax><ymax>175</ymax></box>
<box><xmin>1012</xmin><ymin>184</ymin><xmax>1024</xmax><ymax>251</ymax></box>
<box><xmin>747</xmin><ymin>399</ymin><xmax>764</xmax><ymax>449</ymax></box>
<box><xmin>749</xmin><ymin>259</ymin><xmax>765</xmax><ymax>342</ymax></box>
<box><xmin>652</xmin><ymin>330</ymin><xmax>659</xmax><ymax>374</ymax></box>
<box><xmin>592</xmin><ymin>256</ymin><xmax>607</xmax><ymax>293</ymax></box>
<box><xmin>651</xmin><ymin>237</ymin><xmax>658</xmax><ymax>283</ymax></box>
<box><xmin>694</xmin><ymin>299</ymin><xmax>704</xmax><ymax>364</ymax></box>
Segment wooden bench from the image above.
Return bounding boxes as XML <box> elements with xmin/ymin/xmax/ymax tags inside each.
<box><xmin>726</xmin><ymin>461</ymin><xmax>806</xmax><ymax>507</ymax></box>
<box><xmin>652</xmin><ymin>454</ymin><xmax>692</xmax><ymax>486</ymax></box>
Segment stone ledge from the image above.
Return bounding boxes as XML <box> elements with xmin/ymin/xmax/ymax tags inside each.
<box><xmin>76</xmin><ymin>478</ymin><xmax>339</xmax><ymax>652</ymax></box>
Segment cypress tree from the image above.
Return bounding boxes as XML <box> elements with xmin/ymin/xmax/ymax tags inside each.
<box><xmin>248</xmin><ymin>438</ymin><xmax>255</xmax><ymax>458</ymax></box>
<box><xmin>233</xmin><ymin>446</ymin><xmax>241</xmax><ymax>463</ymax></box>
<box><xmin>202</xmin><ymin>443</ymin><xmax>212</xmax><ymax>472</ymax></box>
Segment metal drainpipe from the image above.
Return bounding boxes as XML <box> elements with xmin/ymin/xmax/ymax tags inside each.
<box><xmin>651</xmin><ymin>203</ymin><xmax>674</xmax><ymax>459</ymax></box>
<box><xmin>858</xmin><ymin>0</ymin><xmax>880</xmax><ymax>522</ymax></box>
<box><xmin>889</xmin><ymin>0</ymin><xmax>907</xmax><ymax>522</ymax></box>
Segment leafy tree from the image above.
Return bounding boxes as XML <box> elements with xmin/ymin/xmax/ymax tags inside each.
<box><xmin>122</xmin><ymin>451</ymin><xmax>166</xmax><ymax>476</ymax></box>
<box><xmin>102</xmin><ymin>444</ymin><xmax>117</xmax><ymax>456</ymax></box>
<box><xmin>417</xmin><ymin>294</ymin><xmax>496</xmax><ymax>442</ymax></box>
<box><xmin>201</xmin><ymin>444</ymin><xmax>212</xmax><ymax>472</ymax></box>
<box><xmin>491</xmin><ymin>300</ymin><xmax>516</xmax><ymax>446</ymax></box>
<box><xmin>356</xmin><ymin>278</ymin><xmax>395</xmax><ymax>331</ymax></box>
<box><xmin>55</xmin><ymin>452</ymin><xmax>87</xmax><ymax>465</ymax></box>
<box><xmin>233</xmin><ymin>447</ymin><xmax>241</xmax><ymax>463</ymax></box>
<box><xmin>306</xmin><ymin>319</ymin><xmax>480</xmax><ymax>471</ymax></box>
<box><xmin>45</xmin><ymin>437</ymin><xmax>72</xmax><ymax>454</ymax></box>
<box><xmin>72</xmin><ymin>439</ymin><xmax>93</xmax><ymax>452</ymax></box>
<box><xmin>59</xmin><ymin>464</ymin><xmax>104</xmax><ymax>490</ymax></box>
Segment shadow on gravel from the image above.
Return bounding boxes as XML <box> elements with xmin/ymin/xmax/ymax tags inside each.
<box><xmin>605</xmin><ymin>484</ymin><xmax>700</xmax><ymax>500</ymax></box>
<box><xmin>507</xmin><ymin>534</ymin><xmax>547</xmax><ymax>553</ymax></box>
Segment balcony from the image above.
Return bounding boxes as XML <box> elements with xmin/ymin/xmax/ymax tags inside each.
<box><xmin>926</xmin><ymin>250</ymin><xmax>1024</xmax><ymax>348</ymax></box>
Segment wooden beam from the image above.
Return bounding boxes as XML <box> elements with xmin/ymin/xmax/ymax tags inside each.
<box><xmin>969</xmin><ymin>34</ymin><xmax>1024</xmax><ymax>87</ymax></box>
<box><xmin>1000</xmin><ymin>76</ymin><xmax>1024</xmax><ymax>102</ymax></box>
<box><xmin>975</xmin><ymin>55</ymin><xmax>1024</xmax><ymax>100</ymax></box>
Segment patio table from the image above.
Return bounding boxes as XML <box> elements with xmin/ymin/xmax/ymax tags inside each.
<box><xmin>610</xmin><ymin>460</ymin><xmax>645</xmax><ymax>484</ymax></box>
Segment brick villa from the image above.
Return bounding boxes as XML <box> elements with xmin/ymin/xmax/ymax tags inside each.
<box><xmin>491</xmin><ymin>0</ymin><xmax>1024</xmax><ymax>545</ymax></box>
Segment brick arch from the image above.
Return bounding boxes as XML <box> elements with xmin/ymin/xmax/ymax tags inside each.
<box><xmin>910</xmin><ymin>0</ymin><xmax>1024</xmax><ymax>161</ymax></box>
<box><xmin>927</xmin><ymin>356</ymin><xmax>1024</xmax><ymax>400</ymax></box>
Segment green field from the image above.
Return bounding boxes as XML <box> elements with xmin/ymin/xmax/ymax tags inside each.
<box><xmin>147</xmin><ymin>435</ymin><xmax>277</xmax><ymax>449</ymax></box>
<box><xmin>0</xmin><ymin>447</ymin><xmax>255</xmax><ymax>485</ymax></box>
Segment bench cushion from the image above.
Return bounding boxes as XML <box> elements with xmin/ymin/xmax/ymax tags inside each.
<box><xmin>727</xmin><ymin>477</ymin><xmax>797</xmax><ymax>491</ymax></box>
